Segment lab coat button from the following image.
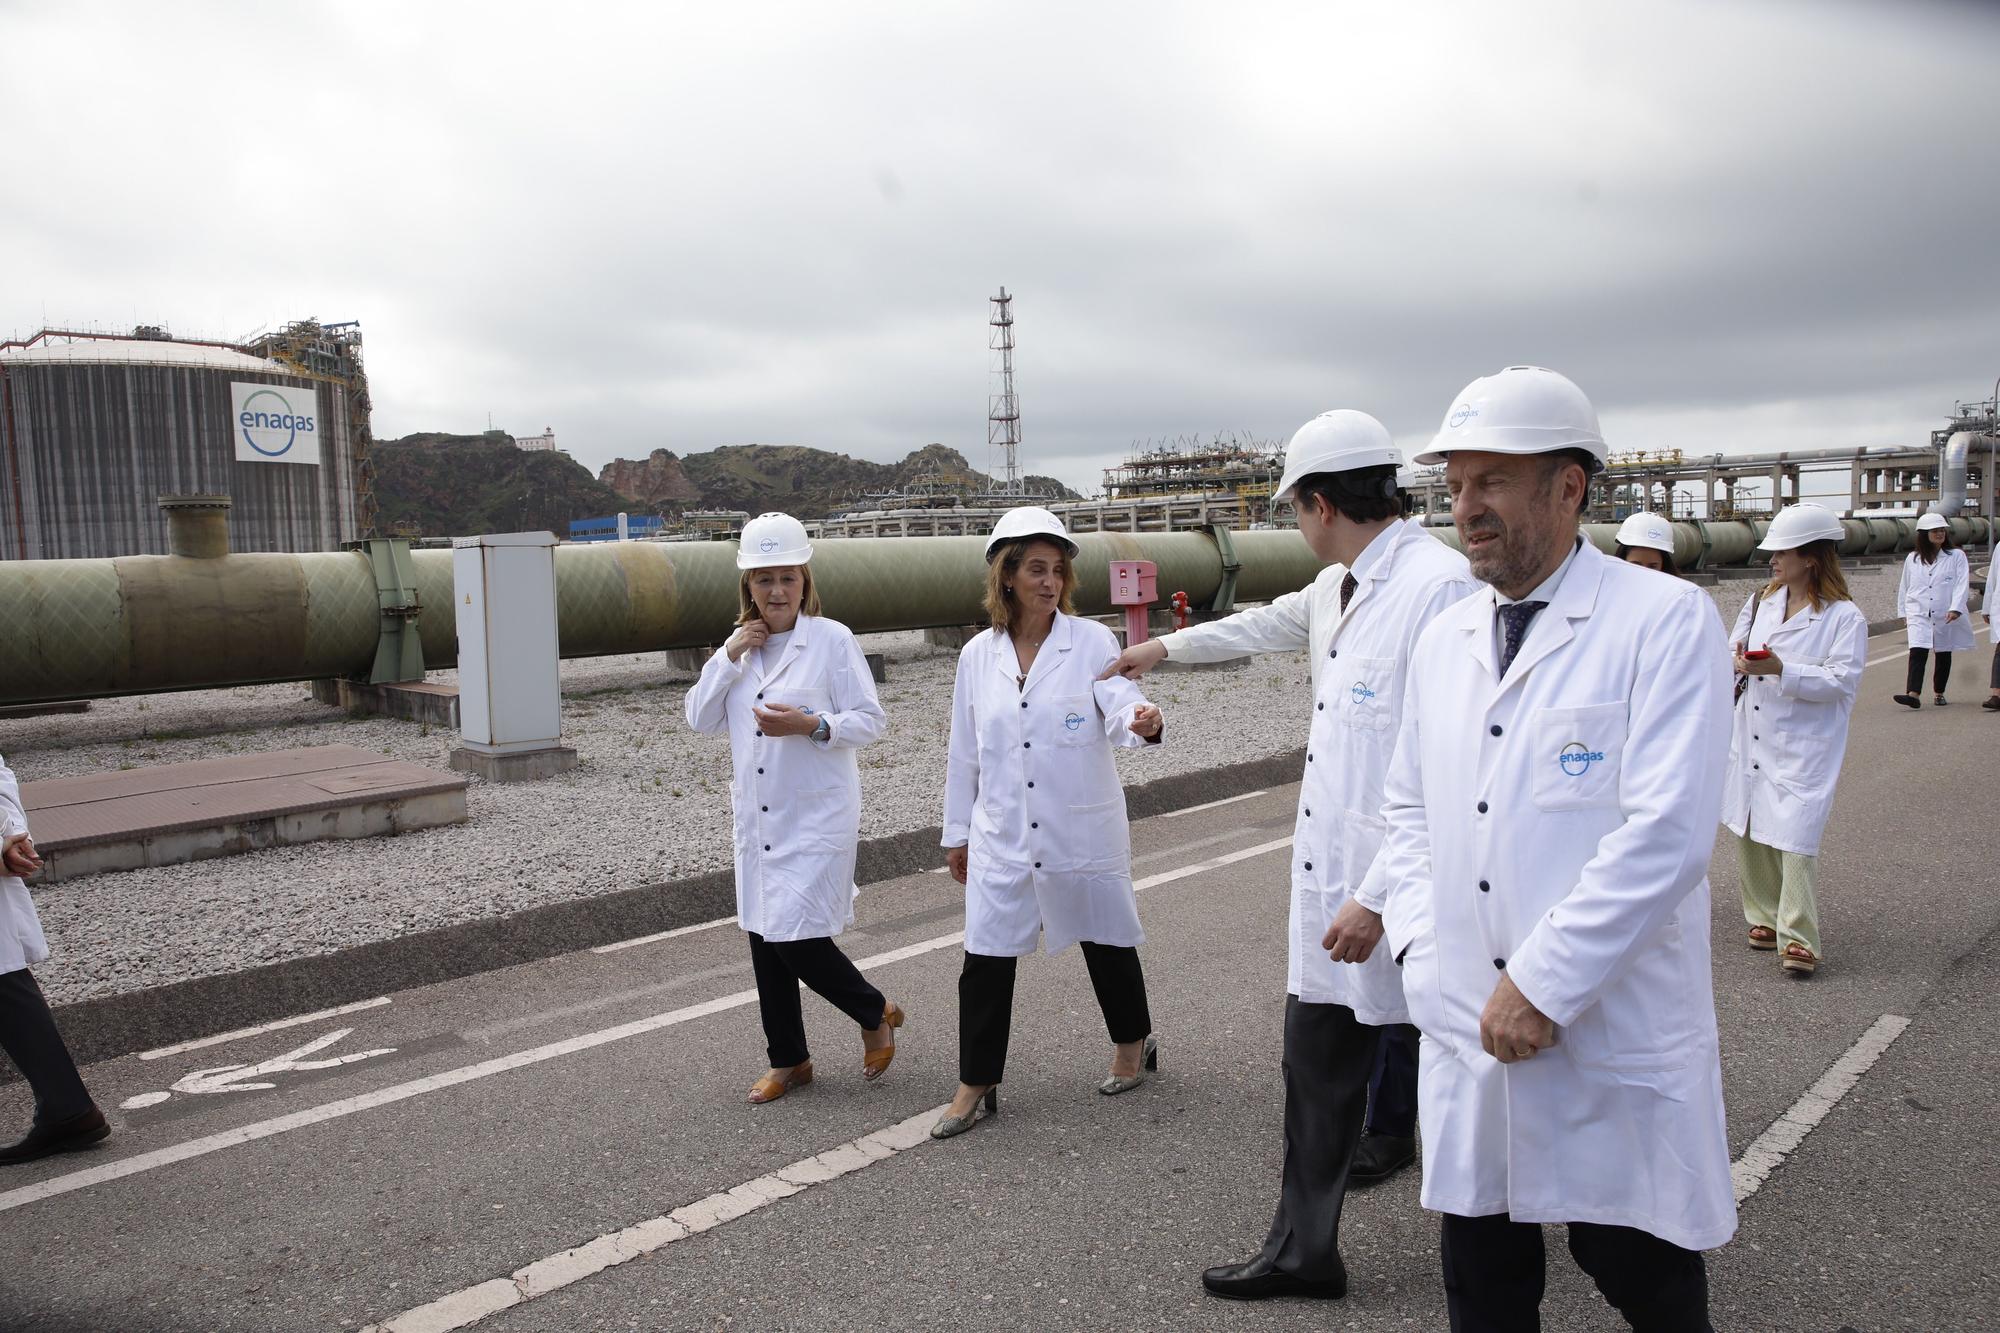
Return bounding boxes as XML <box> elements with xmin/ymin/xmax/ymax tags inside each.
<box><xmin>756</xmin><ymin>767</ymin><xmax>765</xmax><ymax>774</ymax></box>
<box><xmin>1329</xmin><ymin>649</ymin><xmax>1338</xmax><ymax>659</ymax></box>
<box><xmin>1304</xmin><ymin>861</ymin><xmax>1313</xmax><ymax>871</ymax></box>
<box><xmin>1024</xmin><ymin>741</ymin><xmax>1032</xmax><ymax>749</ymax></box>
<box><xmin>1477</xmin><ymin>800</ymin><xmax>1488</xmax><ymax>813</ymax></box>
<box><xmin>1031</xmin><ymin>821</ymin><xmax>1038</xmax><ymax>829</ymax></box>
<box><xmin>1034</xmin><ymin>861</ymin><xmax>1042</xmax><ymax>869</ymax></box>
<box><xmin>763</xmin><ymin>844</ymin><xmax>772</xmax><ymax>852</ymax></box>
<box><xmin>1479</xmin><ymin>880</ymin><xmax>1490</xmax><ymax>892</ymax></box>
<box><xmin>1316</xmin><ymin>702</ymin><xmax>1324</xmax><ymax>711</ymax></box>
<box><xmin>1027</xmin><ymin>780</ymin><xmax>1035</xmax><ymax>788</ymax></box>
<box><xmin>1493</xmin><ymin>958</ymin><xmax>1505</xmax><ymax>970</ymax></box>
<box><xmin>761</xmin><ymin>805</ymin><xmax>768</xmax><ymax>812</ymax></box>
<box><xmin>1490</xmin><ymin>724</ymin><xmax>1503</xmax><ymax>736</ymax></box>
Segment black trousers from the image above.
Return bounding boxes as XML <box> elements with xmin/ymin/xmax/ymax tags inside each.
<box><xmin>1990</xmin><ymin>640</ymin><xmax>2000</xmax><ymax>689</ymax></box>
<box><xmin>1258</xmin><ymin>998</ymin><xmax>1381</xmax><ymax>1277</ymax></box>
<box><xmin>957</xmin><ymin>943</ymin><xmax>1150</xmax><ymax>1086</ymax></box>
<box><xmin>1365</xmin><ymin>1020</ymin><xmax>1419</xmax><ymax>1137</ymax></box>
<box><xmin>1906</xmin><ymin>647</ymin><xmax>1953</xmax><ymax>694</ymax></box>
<box><xmin>0</xmin><ymin>968</ymin><xmax>94</xmax><ymax>1126</ymax></box>
<box><xmin>746</xmin><ymin>932</ymin><xmax>886</xmax><ymax>1069</ymax></box>
<box><xmin>1441</xmin><ymin>1211</ymin><xmax>1712</xmax><ymax>1332</ymax></box>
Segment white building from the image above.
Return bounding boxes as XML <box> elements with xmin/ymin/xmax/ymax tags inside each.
<box><xmin>514</xmin><ymin>427</ymin><xmax>563</xmax><ymax>454</ymax></box>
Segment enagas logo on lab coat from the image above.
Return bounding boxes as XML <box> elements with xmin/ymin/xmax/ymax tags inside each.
<box><xmin>1063</xmin><ymin>711</ymin><xmax>1086</xmax><ymax>731</ymax></box>
<box><xmin>1350</xmin><ymin>681</ymin><xmax>1377</xmax><ymax>704</ymax></box>
<box><xmin>1558</xmin><ymin>741</ymin><xmax>1607</xmax><ymax>777</ymax></box>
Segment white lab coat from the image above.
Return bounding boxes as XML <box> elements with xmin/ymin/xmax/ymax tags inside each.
<box><xmin>942</xmin><ymin>612</ymin><xmax>1158</xmax><ymax>957</ymax></box>
<box><xmin>1899</xmin><ymin>548</ymin><xmax>1973</xmax><ymax>652</ymax></box>
<box><xmin>1721</xmin><ymin>589</ymin><xmax>1868</xmax><ymax>857</ymax></box>
<box><xmin>1155</xmin><ymin>518</ymin><xmax>1477</xmax><ymax>1021</ymax></box>
<box><xmin>1354</xmin><ymin>542</ymin><xmax>1737</xmax><ymax>1251</ymax></box>
<box><xmin>0</xmin><ymin>755</ymin><xmax>50</xmax><ymax>976</ymax></box>
<box><xmin>685</xmin><ymin>615</ymin><xmax>887</xmax><ymax>942</ymax></box>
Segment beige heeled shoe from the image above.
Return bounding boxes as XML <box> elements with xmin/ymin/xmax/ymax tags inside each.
<box><xmin>862</xmin><ymin>1003</ymin><xmax>905</xmax><ymax>1082</ymax></box>
<box><xmin>747</xmin><ymin>1061</ymin><xmax>813</xmax><ymax>1105</ymax></box>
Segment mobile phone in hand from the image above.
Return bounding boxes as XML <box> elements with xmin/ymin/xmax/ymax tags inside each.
<box><xmin>1743</xmin><ymin>649</ymin><xmax>1771</xmax><ymax>660</ymax></box>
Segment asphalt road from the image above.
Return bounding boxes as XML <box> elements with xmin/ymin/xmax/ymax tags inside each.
<box><xmin>0</xmin><ymin>626</ymin><xmax>1994</xmax><ymax>1332</ymax></box>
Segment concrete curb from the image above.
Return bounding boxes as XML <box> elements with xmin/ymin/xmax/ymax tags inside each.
<box><xmin>38</xmin><ymin>748</ymin><xmax>1306</xmax><ymax>1071</ymax></box>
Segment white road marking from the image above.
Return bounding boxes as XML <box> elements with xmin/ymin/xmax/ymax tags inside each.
<box><xmin>1865</xmin><ymin>622</ymin><xmax>1990</xmax><ymax>668</ymax></box>
<box><xmin>169</xmin><ymin>1027</ymin><xmax>397</xmax><ymax>1096</ymax></box>
<box><xmin>1162</xmin><ymin>789</ymin><xmax>1266</xmax><ymax>817</ymax></box>
<box><xmin>589</xmin><ymin>916</ymin><xmax>733</xmax><ymax>955</ymax></box>
<box><xmin>135</xmin><ymin>997</ymin><xmax>391</xmax><ymax>1061</ymax></box>
<box><xmin>1731</xmin><ymin>1012</ymin><xmax>1911</xmax><ymax>1204</ymax></box>
<box><xmin>0</xmin><ymin>832</ymin><xmax>1297</xmax><ymax>1216</ymax></box>
<box><xmin>358</xmin><ymin>1107</ymin><xmax>944</xmax><ymax>1333</ymax></box>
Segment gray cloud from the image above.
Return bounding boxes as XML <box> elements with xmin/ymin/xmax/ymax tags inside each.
<box><xmin>4</xmin><ymin>0</ymin><xmax>1995</xmax><ymax>496</ymax></box>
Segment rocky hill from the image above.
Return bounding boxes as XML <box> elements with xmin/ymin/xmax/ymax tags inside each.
<box><xmin>372</xmin><ymin>435</ymin><xmax>1083</xmax><ymax>538</ymax></box>
<box><xmin>371</xmin><ymin>433</ymin><xmax>636</xmax><ymax>538</ymax></box>
<box><xmin>598</xmin><ymin>442</ymin><xmax>1079</xmax><ymax>517</ymax></box>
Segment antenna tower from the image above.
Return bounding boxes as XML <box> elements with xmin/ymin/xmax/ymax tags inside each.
<box><xmin>988</xmin><ymin>287</ymin><xmax>1021</xmax><ymax>495</ymax></box>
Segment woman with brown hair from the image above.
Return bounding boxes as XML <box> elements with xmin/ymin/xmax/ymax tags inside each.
<box><xmin>932</xmin><ymin>507</ymin><xmax>1165</xmax><ymax>1138</ymax></box>
<box><xmin>1894</xmin><ymin>512</ymin><xmax>1972</xmax><ymax>708</ymax></box>
<box><xmin>1721</xmin><ymin>503</ymin><xmax>1868</xmax><ymax>977</ymax></box>
<box><xmin>685</xmin><ymin>512</ymin><xmax>903</xmax><ymax>1104</ymax></box>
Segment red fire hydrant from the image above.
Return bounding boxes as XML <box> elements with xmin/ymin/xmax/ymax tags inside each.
<box><xmin>1169</xmin><ymin>590</ymin><xmax>1191</xmax><ymax>632</ymax></box>
<box><xmin>1109</xmin><ymin>560</ymin><xmax>1159</xmax><ymax>646</ymax></box>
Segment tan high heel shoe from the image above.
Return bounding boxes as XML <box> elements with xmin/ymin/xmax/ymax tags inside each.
<box><xmin>863</xmin><ymin>1003</ymin><xmax>905</xmax><ymax>1082</ymax></box>
<box><xmin>747</xmin><ymin>1061</ymin><xmax>813</xmax><ymax>1105</ymax></box>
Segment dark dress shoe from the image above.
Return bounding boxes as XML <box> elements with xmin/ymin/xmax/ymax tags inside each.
<box><xmin>1348</xmin><ymin>1130</ymin><xmax>1417</xmax><ymax>1187</ymax></box>
<box><xmin>1201</xmin><ymin>1253</ymin><xmax>1347</xmax><ymax>1301</ymax></box>
<box><xmin>0</xmin><ymin>1107</ymin><xmax>110</xmax><ymax>1165</ymax></box>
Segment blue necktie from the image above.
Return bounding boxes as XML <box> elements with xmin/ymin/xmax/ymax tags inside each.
<box><xmin>1497</xmin><ymin>601</ymin><xmax>1547</xmax><ymax>676</ymax></box>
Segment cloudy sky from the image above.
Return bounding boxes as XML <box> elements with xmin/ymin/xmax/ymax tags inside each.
<box><xmin>5</xmin><ymin>0</ymin><xmax>1996</xmax><ymax>499</ymax></box>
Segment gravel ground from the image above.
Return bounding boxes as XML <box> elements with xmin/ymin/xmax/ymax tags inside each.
<box><xmin>0</xmin><ymin>563</ymin><xmax>1927</xmax><ymax>1007</ymax></box>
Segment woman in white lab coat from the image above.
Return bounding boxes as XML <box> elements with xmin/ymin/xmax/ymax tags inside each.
<box><xmin>1893</xmin><ymin>512</ymin><xmax>1971</xmax><ymax>708</ymax></box>
<box><xmin>685</xmin><ymin>513</ymin><xmax>901</xmax><ymax>1105</ymax></box>
<box><xmin>1722</xmin><ymin>503</ymin><xmax>1868</xmax><ymax>976</ymax></box>
<box><xmin>1984</xmin><ymin>570</ymin><xmax>2000</xmax><ymax>711</ymax></box>
<box><xmin>932</xmin><ymin>507</ymin><xmax>1164</xmax><ymax>1138</ymax></box>
<box><xmin>1613</xmin><ymin>511</ymin><xmax>1680</xmax><ymax>576</ymax></box>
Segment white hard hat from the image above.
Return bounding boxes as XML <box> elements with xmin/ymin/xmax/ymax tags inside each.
<box><xmin>985</xmin><ymin>505</ymin><xmax>1079</xmax><ymax>562</ymax></box>
<box><xmin>1757</xmin><ymin>503</ymin><xmax>1846</xmax><ymax>551</ymax></box>
<box><xmin>1614</xmin><ymin>512</ymin><xmax>1676</xmax><ymax>555</ymax></box>
<box><xmin>736</xmin><ymin>512</ymin><xmax>813</xmax><ymax>569</ymax></box>
<box><xmin>1915</xmin><ymin>512</ymin><xmax>1947</xmax><ymax>531</ymax></box>
<box><xmin>1273</xmin><ymin>410</ymin><xmax>1403</xmax><ymax>502</ymax></box>
<box><xmin>1416</xmin><ymin>366</ymin><xmax>1607</xmax><ymax>466</ymax></box>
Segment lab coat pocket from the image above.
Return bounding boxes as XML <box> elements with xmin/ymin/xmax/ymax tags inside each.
<box><xmin>765</xmin><ymin>686</ymin><xmax>833</xmax><ymax>718</ymax></box>
<box><xmin>795</xmin><ymin>785</ymin><xmax>851</xmax><ymax>852</ymax></box>
<box><xmin>1529</xmin><ymin>702</ymin><xmax>1627</xmax><ymax>812</ymax></box>
<box><xmin>1338</xmin><ymin>655</ymin><xmax>1397</xmax><ymax>732</ymax></box>
<box><xmin>1052</xmin><ymin>694</ymin><xmax>1098</xmax><ymax>747</ymax></box>
<box><xmin>1063</xmin><ymin>797</ymin><xmax>1129</xmax><ymax>870</ymax></box>
<box><xmin>1338</xmin><ymin>808</ymin><xmax>1387</xmax><ymax>896</ymax></box>
<box><xmin>1396</xmin><ymin>930</ymin><xmax>1458</xmax><ymax>1058</ymax></box>
<box><xmin>1560</xmin><ymin>920</ymin><xmax>1695</xmax><ymax>1085</ymax></box>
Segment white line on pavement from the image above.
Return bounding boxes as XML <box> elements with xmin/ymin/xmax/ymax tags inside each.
<box><xmin>1162</xmin><ymin>790</ymin><xmax>1266</xmax><ymax>817</ymax></box>
<box><xmin>358</xmin><ymin>1106</ymin><xmax>946</xmax><ymax>1333</ymax></box>
<box><xmin>135</xmin><ymin>998</ymin><xmax>392</xmax><ymax>1061</ymax></box>
<box><xmin>1866</xmin><ymin>622</ymin><xmax>1990</xmax><ymax>669</ymax></box>
<box><xmin>0</xmin><ymin>833</ymin><xmax>1296</xmax><ymax>1216</ymax></box>
<box><xmin>589</xmin><ymin>916</ymin><xmax>733</xmax><ymax>955</ymax></box>
<box><xmin>1730</xmin><ymin>1012</ymin><xmax>1911</xmax><ymax>1204</ymax></box>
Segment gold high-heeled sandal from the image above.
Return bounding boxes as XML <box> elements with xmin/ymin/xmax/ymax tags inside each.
<box><xmin>863</xmin><ymin>1003</ymin><xmax>905</xmax><ymax>1082</ymax></box>
<box><xmin>747</xmin><ymin>1061</ymin><xmax>813</xmax><ymax>1105</ymax></box>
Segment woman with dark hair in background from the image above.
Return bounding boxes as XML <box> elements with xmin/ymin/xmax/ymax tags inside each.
<box><xmin>1723</xmin><ymin>503</ymin><xmax>1868</xmax><ymax>977</ymax></box>
<box><xmin>1613</xmin><ymin>511</ymin><xmax>1680</xmax><ymax>575</ymax></box>
<box><xmin>1894</xmin><ymin>512</ymin><xmax>1971</xmax><ymax>708</ymax></box>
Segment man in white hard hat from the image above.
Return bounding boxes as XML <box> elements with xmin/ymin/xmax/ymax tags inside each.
<box><xmin>1329</xmin><ymin>367</ymin><xmax>1734</xmax><ymax>1329</ymax></box>
<box><xmin>1102</xmin><ymin>409</ymin><xmax>1477</xmax><ymax>1302</ymax></box>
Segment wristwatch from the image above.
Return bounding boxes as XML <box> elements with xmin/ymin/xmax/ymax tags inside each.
<box><xmin>811</xmin><ymin>716</ymin><xmax>831</xmax><ymax>743</ymax></box>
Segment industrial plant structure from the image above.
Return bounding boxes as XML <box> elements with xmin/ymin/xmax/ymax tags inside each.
<box><xmin>0</xmin><ymin>320</ymin><xmax>372</xmax><ymax>560</ymax></box>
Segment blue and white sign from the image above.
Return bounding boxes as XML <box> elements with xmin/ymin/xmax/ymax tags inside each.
<box><xmin>229</xmin><ymin>381</ymin><xmax>322</xmax><ymax>465</ymax></box>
